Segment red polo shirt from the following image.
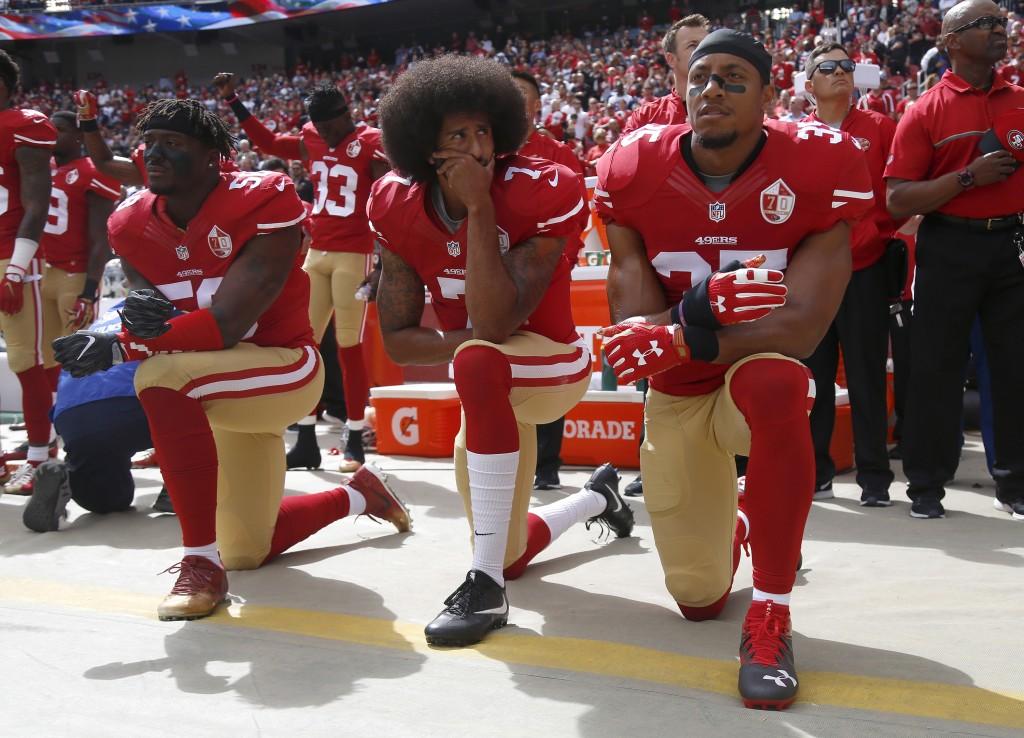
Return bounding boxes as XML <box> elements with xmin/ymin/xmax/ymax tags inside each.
<box><xmin>884</xmin><ymin>69</ymin><xmax>1024</xmax><ymax>218</ymax></box>
<box><xmin>810</xmin><ymin>107</ymin><xmax>901</xmax><ymax>270</ymax></box>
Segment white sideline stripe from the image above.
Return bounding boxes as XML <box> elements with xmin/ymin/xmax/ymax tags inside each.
<box><xmin>90</xmin><ymin>179</ymin><xmax>121</xmax><ymax>197</ymax></box>
<box><xmin>30</xmin><ymin>260</ymin><xmax>43</xmax><ymax>366</ymax></box>
<box><xmin>257</xmin><ymin>212</ymin><xmax>306</xmax><ymax>231</ymax></box>
<box><xmin>537</xmin><ymin>197</ymin><xmax>585</xmax><ymax>229</ymax></box>
<box><xmin>832</xmin><ymin>188</ymin><xmax>873</xmax><ymax>199</ymax></box>
<box><xmin>186</xmin><ymin>345</ymin><xmax>319</xmax><ymax>400</ymax></box>
<box><xmin>509</xmin><ymin>340</ymin><xmax>591</xmax><ymax>380</ymax></box>
<box><xmin>13</xmin><ymin>134</ymin><xmax>57</xmax><ymax>146</ymax></box>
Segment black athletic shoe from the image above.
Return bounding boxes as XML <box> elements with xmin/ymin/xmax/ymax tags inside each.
<box><xmin>584</xmin><ymin>463</ymin><xmax>634</xmax><ymax>538</ymax></box>
<box><xmin>22</xmin><ymin>460</ymin><xmax>72</xmax><ymax>533</ymax></box>
<box><xmin>152</xmin><ymin>487</ymin><xmax>176</xmax><ymax>514</ymax></box>
<box><xmin>812</xmin><ymin>481</ymin><xmax>834</xmax><ymax>501</ymax></box>
<box><xmin>286</xmin><ymin>425</ymin><xmax>322</xmax><ymax>470</ymax></box>
<box><xmin>738</xmin><ymin>599</ymin><xmax>798</xmax><ymax>710</ymax></box>
<box><xmin>910</xmin><ymin>496</ymin><xmax>945</xmax><ymax>519</ymax></box>
<box><xmin>993</xmin><ymin>498</ymin><xmax>1024</xmax><ymax>521</ymax></box>
<box><xmin>425</xmin><ymin>570</ymin><xmax>509</xmax><ymax>647</ymax></box>
<box><xmin>533</xmin><ymin>470</ymin><xmax>561</xmax><ymax>490</ymax></box>
<box><xmin>859</xmin><ymin>489</ymin><xmax>893</xmax><ymax>507</ymax></box>
<box><xmin>338</xmin><ymin>428</ymin><xmax>365</xmax><ymax>473</ymax></box>
<box><xmin>623</xmin><ymin>475</ymin><xmax>643</xmax><ymax>497</ymax></box>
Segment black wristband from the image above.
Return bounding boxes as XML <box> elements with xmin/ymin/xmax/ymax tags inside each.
<box><xmin>79</xmin><ymin>118</ymin><xmax>99</xmax><ymax>133</ymax></box>
<box><xmin>227</xmin><ymin>96</ymin><xmax>251</xmax><ymax>122</ymax></box>
<box><xmin>683</xmin><ymin>324</ymin><xmax>719</xmax><ymax>362</ymax></box>
<box><xmin>680</xmin><ymin>274</ymin><xmax>722</xmax><ymax>330</ymax></box>
<box><xmin>669</xmin><ymin>302</ymin><xmax>681</xmax><ymax>326</ymax></box>
<box><xmin>79</xmin><ymin>277</ymin><xmax>99</xmax><ymax>301</ymax></box>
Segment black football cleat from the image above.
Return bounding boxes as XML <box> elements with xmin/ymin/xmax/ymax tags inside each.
<box><xmin>22</xmin><ymin>460</ymin><xmax>72</xmax><ymax>533</ymax></box>
<box><xmin>152</xmin><ymin>487</ymin><xmax>176</xmax><ymax>514</ymax></box>
<box><xmin>425</xmin><ymin>570</ymin><xmax>509</xmax><ymax>647</ymax></box>
<box><xmin>286</xmin><ymin>425</ymin><xmax>322</xmax><ymax>470</ymax></box>
<box><xmin>584</xmin><ymin>463</ymin><xmax>634</xmax><ymax>538</ymax></box>
<box><xmin>738</xmin><ymin>599</ymin><xmax>798</xmax><ymax>710</ymax></box>
<box><xmin>338</xmin><ymin>428</ymin><xmax>365</xmax><ymax>473</ymax></box>
<box><xmin>623</xmin><ymin>475</ymin><xmax>643</xmax><ymax>497</ymax></box>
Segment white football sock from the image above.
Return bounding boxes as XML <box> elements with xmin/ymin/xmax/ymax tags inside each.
<box><xmin>347</xmin><ymin>418</ymin><xmax>365</xmax><ymax>432</ymax></box>
<box><xmin>297</xmin><ymin>414</ymin><xmax>316</xmax><ymax>426</ymax></box>
<box><xmin>342</xmin><ymin>485</ymin><xmax>367</xmax><ymax>516</ymax></box>
<box><xmin>752</xmin><ymin>588</ymin><xmax>791</xmax><ymax>606</ymax></box>
<box><xmin>183</xmin><ymin>542</ymin><xmax>222</xmax><ymax>568</ymax></box>
<box><xmin>26</xmin><ymin>444</ymin><xmax>50</xmax><ymax>463</ymax></box>
<box><xmin>532</xmin><ymin>488</ymin><xmax>607</xmax><ymax>541</ymax></box>
<box><xmin>467</xmin><ymin>449</ymin><xmax>519</xmax><ymax>587</ymax></box>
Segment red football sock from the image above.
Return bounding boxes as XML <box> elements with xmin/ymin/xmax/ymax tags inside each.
<box><xmin>729</xmin><ymin>358</ymin><xmax>814</xmax><ymax>596</ymax></box>
<box><xmin>138</xmin><ymin>387</ymin><xmax>219</xmax><ymax>547</ymax></box>
<box><xmin>453</xmin><ymin>345</ymin><xmax>518</xmax><ymax>453</ymax></box>
<box><xmin>337</xmin><ymin>344</ymin><xmax>369</xmax><ymax>423</ymax></box>
<box><xmin>262</xmin><ymin>488</ymin><xmax>351</xmax><ymax>565</ymax></box>
<box><xmin>503</xmin><ymin>513</ymin><xmax>553</xmax><ymax>580</ymax></box>
<box><xmin>16</xmin><ymin>365</ymin><xmax>52</xmax><ymax>446</ymax></box>
<box><xmin>45</xmin><ymin>365</ymin><xmax>60</xmax><ymax>393</ymax></box>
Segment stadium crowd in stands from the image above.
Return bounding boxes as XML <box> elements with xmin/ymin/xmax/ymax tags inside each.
<box><xmin>12</xmin><ymin>1</ymin><xmax>1024</xmax><ymax>182</ymax></box>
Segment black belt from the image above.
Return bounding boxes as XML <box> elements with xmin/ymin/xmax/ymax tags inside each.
<box><xmin>929</xmin><ymin>212</ymin><xmax>1024</xmax><ymax>232</ymax></box>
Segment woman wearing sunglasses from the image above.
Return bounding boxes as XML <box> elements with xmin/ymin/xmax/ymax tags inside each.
<box><xmin>884</xmin><ymin>0</ymin><xmax>1024</xmax><ymax>521</ymax></box>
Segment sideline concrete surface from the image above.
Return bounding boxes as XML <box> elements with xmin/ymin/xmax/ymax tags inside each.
<box><xmin>1</xmin><ymin>427</ymin><xmax>1022</xmax><ymax>737</ymax></box>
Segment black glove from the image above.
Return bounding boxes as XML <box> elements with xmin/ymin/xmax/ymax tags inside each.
<box><xmin>52</xmin><ymin>331</ymin><xmax>124</xmax><ymax>378</ymax></box>
<box><xmin>120</xmin><ymin>288</ymin><xmax>175</xmax><ymax>339</ymax></box>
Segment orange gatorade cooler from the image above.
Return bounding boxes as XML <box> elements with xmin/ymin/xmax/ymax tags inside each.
<box><xmin>370</xmin><ymin>383</ymin><xmax>461</xmax><ymax>457</ymax></box>
<box><xmin>570</xmin><ymin>265</ymin><xmax>612</xmax><ymax>375</ymax></box>
<box><xmin>561</xmin><ymin>389</ymin><xmax>645</xmax><ymax>469</ymax></box>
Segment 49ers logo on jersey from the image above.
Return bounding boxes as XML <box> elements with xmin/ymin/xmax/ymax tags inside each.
<box><xmin>1007</xmin><ymin>129</ymin><xmax>1024</xmax><ymax>151</ymax></box>
<box><xmin>347</xmin><ymin>139</ymin><xmax>362</xmax><ymax>158</ymax></box>
<box><xmin>208</xmin><ymin>225</ymin><xmax>233</xmax><ymax>258</ymax></box>
<box><xmin>65</xmin><ymin>168</ymin><xmax>79</xmax><ymax>185</ymax></box>
<box><xmin>759</xmin><ymin>178</ymin><xmax>796</xmax><ymax>224</ymax></box>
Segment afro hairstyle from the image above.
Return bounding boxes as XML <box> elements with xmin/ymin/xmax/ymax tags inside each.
<box><xmin>0</xmin><ymin>50</ymin><xmax>19</xmax><ymax>97</ymax></box>
<box><xmin>377</xmin><ymin>54</ymin><xmax>529</xmax><ymax>182</ymax></box>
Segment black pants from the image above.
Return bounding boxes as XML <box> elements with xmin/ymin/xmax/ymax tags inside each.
<box><xmin>904</xmin><ymin>217</ymin><xmax>1024</xmax><ymax>503</ymax></box>
<box><xmin>805</xmin><ymin>260</ymin><xmax>893</xmax><ymax>492</ymax></box>
<box><xmin>53</xmin><ymin>397</ymin><xmax>153</xmax><ymax>514</ymax></box>
<box><xmin>889</xmin><ymin>298</ymin><xmax>913</xmax><ymax>443</ymax></box>
<box><xmin>535</xmin><ymin>417</ymin><xmax>564</xmax><ymax>477</ymax></box>
<box><xmin>318</xmin><ymin>320</ymin><xmax>346</xmax><ymax>419</ymax></box>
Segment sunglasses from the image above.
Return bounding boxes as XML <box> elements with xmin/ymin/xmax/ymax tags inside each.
<box><xmin>811</xmin><ymin>59</ymin><xmax>856</xmax><ymax>77</ymax></box>
<box><xmin>951</xmin><ymin>15</ymin><xmax>1008</xmax><ymax>33</ymax></box>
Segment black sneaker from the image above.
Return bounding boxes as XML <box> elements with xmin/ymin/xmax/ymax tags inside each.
<box><xmin>910</xmin><ymin>496</ymin><xmax>945</xmax><ymax>519</ymax></box>
<box><xmin>338</xmin><ymin>428</ymin><xmax>365</xmax><ymax>473</ymax></box>
<box><xmin>286</xmin><ymin>425</ymin><xmax>322</xmax><ymax>470</ymax></box>
<box><xmin>993</xmin><ymin>498</ymin><xmax>1024</xmax><ymax>521</ymax></box>
<box><xmin>584</xmin><ymin>463</ymin><xmax>634</xmax><ymax>538</ymax></box>
<box><xmin>152</xmin><ymin>487</ymin><xmax>176</xmax><ymax>514</ymax></box>
<box><xmin>812</xmin><ymin>481</ymin><xmax>834</xmax><ymax>501</ymax></box>
<box><xmin>533</xmin><ymin>470</ymin><xmax>561</xmax><ymax>490</ymax></box>
<box><xmin>623</xmin><ymin>475</ymin><xmax>643</xmax><ymax>497</ymax></box>
<box><xmin>23</xmin><ymin>460</ymin><xmax>72</xmax><ymax>533</ymax></box>
<box><xmin>425</xmin><ymin>570</ymin><xmax>508</xmax><ymax>646</ymax></box>
<box><xmin>859</xmin><ymin>489</ymin><xmax>892</xmax><ymax>507</ymax></box>
<box><xmin>738</xmin><ymin>599</ymin><xmax>798</xmax><ymax>710</ymax></box>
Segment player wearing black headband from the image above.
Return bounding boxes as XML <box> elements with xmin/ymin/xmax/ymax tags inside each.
<box><xmin>53</xmin><ymin>98</ymin><xmax>410</xmax><ymax>621</ymax></box>
<box><xmin>214</xmin><ymin>73</ymin><xmax>390</xmax><ymax>475</ymax></box>
<box><xmin>594</xmin><ymin>30</ymin><xmax>874</xmax><ymax>709</ymax></box>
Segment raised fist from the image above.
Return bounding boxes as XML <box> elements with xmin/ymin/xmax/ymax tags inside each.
<box><xmin>73</xmin><ymin>90</ymin><xmax>98</xmax><ymax>123</ymax></box>
<box><xmin>119</xmin><ymin>288</ymin><xmax>175</xmax><ymax>339</ymax></box>
<box><xmin>212</xmin><ymin>72</ymin><xmax>237</xmax><ymax>100</ymax></box>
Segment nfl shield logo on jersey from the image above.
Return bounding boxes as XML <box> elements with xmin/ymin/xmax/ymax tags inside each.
<box><xmin>208</xmin><ymin>225</ymin><xmax>233</xmax><ymax>258</ymax></box>
<box><xmin>708</xmin><ymin>201</ymin><xmax>726</xmax><ymax>222</ymax></box>
<box><xmin>759</xmin><ymin>178</ymin><xmax>796</xmax><ymax>224</ymax></box>
<box><xmin>65</xmin><ymin>168</ymin><xmax>79</xmax><ymax>185</ymax></box>
<box><xmin>347</xmin><ymin>139</ymin><xmax>362</xmax><ymax>158</ymax></box>
<box><xmin>175</xmin><ymin>245</ymin><xmax>190</xmax><ymax>261</ymax></box>
<box><xmin>447</xmin><ymin>240</ymin><xmax>461</xmax><ymax>257</ymax></box>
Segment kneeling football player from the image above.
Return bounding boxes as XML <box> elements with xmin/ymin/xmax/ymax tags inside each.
<box><xmin>54</xmin><ymin>99</ymin><xmax>410</xmax><ymax>621</ymax></box>
<box><xmin>595</xmin><ymin>31</ymin><xmax>873</xmax><ymax>709</ymax></box>
<box><xmin>371</xmin><ymin>55</ymin><xmax>635</xmax><ymax>646</ymax></box>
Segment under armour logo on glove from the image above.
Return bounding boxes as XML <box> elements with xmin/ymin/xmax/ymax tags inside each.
<box><xmin>763</xmin><ymin>670</ymin><xmax>798</xmax><ymax>687</ymax></box>
<box><xmin>679</xmin><ymin>254</ymin><xmax>787</xmax><ymax>330</ymax></box>
<box><xmin>600</xmin><ymin>321</ymin><xmax>685</xmax><ymax>382</ymax></box>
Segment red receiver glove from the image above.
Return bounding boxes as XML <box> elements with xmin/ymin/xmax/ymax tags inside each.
<box><xmin>676</xmin><ymin>254</ymin><xmax>787</xmax><ymax>330</ymax></box>
<box><xmin>0</xmin><ymin>273</ymin><xmax>24</xmax><ymax>315</ymax></box>
<box><xmin>73</xmin><ymin>90</ymin><xmax>98</xmax><ymax>124</ymax></box>
<box><xmin>600</xmin><ymin>321</ymin><xmax>687</xmax><ymax>382</ymax></box>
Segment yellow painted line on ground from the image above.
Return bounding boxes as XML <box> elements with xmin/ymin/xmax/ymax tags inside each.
<box><xmin>2</xmin><ymin>577</ymin><xmax>1022</xmax><ymax>730</ymax></box>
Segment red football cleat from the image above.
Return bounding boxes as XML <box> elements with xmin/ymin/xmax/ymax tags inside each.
<box><xmin>157</xmin><ymin>555</ymin><xmax>228</xmax><ymax>621</ymax></box>
<box><xmin>738</xmin><ymin>599</ymin><xmax>798</xmax><ymax>710</ymax></box>
<box><xmin>350</xmin><ymin>463</ymin><xmax>411</xmax><ymax>533</ymax></box>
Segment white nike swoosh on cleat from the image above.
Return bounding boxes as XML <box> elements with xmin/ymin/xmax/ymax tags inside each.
<box><xmin>601</xmin><ymin>483</ymin><xmax>622</xmax><ymax>512</ymax></box>
<box><xmin>474</xmin><ymin>605</ymin><xmax>508</xmax><ymax>615</ymax></box>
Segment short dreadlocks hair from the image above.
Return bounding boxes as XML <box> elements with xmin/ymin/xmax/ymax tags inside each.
<box><xmin>304</xmin><ymin>82</ymin><xmax>348</xmax><ymax>121</ymax></box>
<box><xmin>0</xmin><ymin>49</ymin><xmax>19</xmax><ymax>96</ymax></box>
<box><xmin>135</xmin><ymin>98</ymin><xmax>237</xmax><ymax>160</ymax></box>
<box><xmin>50</xmin><ymin>110</ymin><xmax>78</xmax><ymax>129</ymax></box>
<box><xmin>378</xmin><ymin>55</ymin><xmax>529</xmax><ymax>183</ymax></box>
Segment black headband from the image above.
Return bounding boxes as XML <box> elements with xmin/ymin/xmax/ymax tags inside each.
<box><xmin>141</xmin><ymin>111</ymin><xmax>209</xmax><ymax>142</ymax></box>
<box><xmin>306</xmin><ymin>99</ymin><xmax>349</xmax><ymax>123</ymax></box>
<box><xmin>689</xmin><ymin>29</ymin><xmax>773</xmax><ymax>85</ymax></box>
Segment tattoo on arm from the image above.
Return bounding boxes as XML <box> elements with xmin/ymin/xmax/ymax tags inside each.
<box><xmin>499</xmin><ymin>236</ymin><xmax>565</xmax><ymax>327</ymax></box>
<box><xmin>377</xmin><ymin>247</ymin><xmax>426</xmax><ymax>334</ymax></box>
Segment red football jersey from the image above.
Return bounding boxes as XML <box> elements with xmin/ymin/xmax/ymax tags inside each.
<box><xmin>0</xmin><ymin>108</ymin><xmax>57</xmax><ymax>255</ymax></box>
<box><xmin>623</xmin><ymin>90</ymin><xmax>687</xmax><ymax>134</ymax></box>
<box><xmin>518</xmin><ymin>128</ymin><xmax>584</xmax><ymax>176</ymax></box>
<box><xmin>108</xmin><ymin>171</ymin><xmax>313</xmax><ymax>349</ymax></box>
<box><xmin>131</xmin><ymin>144</ymin><xmax>238</xmax><ymax>186</ymax></box>
<box><xmin>41</xmin><ymin>157</ymin><xmax>121</xmax><ymax>271</ymax></box>
<box><xmin>368</xmin><ymin>155</ymin><xmax>588</xmax><ymax>345</ymax></box>
<box><xmin>595</xmin><ymin>122</ymin><xmax>873</xmax><ymax>396</ymax></box>
<box><xmin>302</xmin><ymin>123</ymin><xmax>387</xmax><ymax>253</ymax></box>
